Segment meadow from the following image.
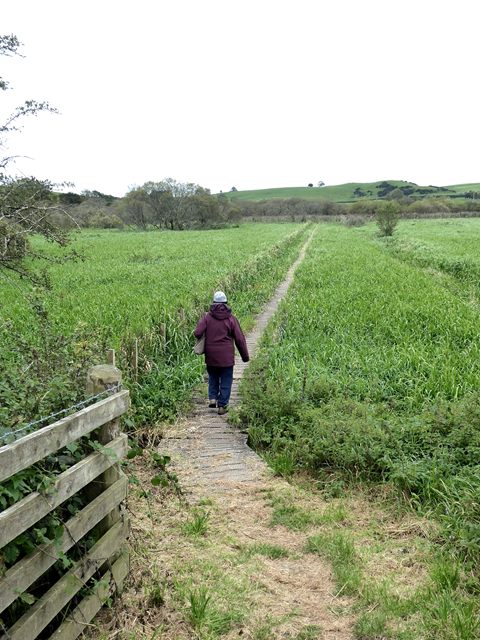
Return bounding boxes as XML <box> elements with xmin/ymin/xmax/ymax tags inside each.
<box><xmin>0</xmin><ymin>223</ymin><xmax>305</xmax><ymax>432</ymax></box>
<box><xmin>383</xmin><ymin>219</ymin><xmax>480</xmax><ymax>299</ymax></box>
<box><xmin>239</xmin><ymin>221</ymin><xmax>480</xmax><ymax>635</ymax></box>
<box><xmin>4</xmin><ymin>217</ymin><xmax>480</xmax><ymax>638</ymax></box>
<box><xmin>394</xmin><ymin>218</ymin><xmax>480</xmax><ymax>260</ymax></box>
<box><xmin>226</xmin><ymin>181</ymin><xmax>480</xmax><ymax>203</ymax></box>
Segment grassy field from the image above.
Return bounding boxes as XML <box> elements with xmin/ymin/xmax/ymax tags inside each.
<box><xmin>380</xmin><ymin>218</ymin><xmax>480</xmax><ymax>299</ymax></box>
<box><xmin>0</xmin><ymin>224</ymin><xmax>305</xmax><ymax>431</ymax></box>
<box><xmin>225</xmin><ymin>181</ymin><xmax>480</xmax><ymax>203</ymax></box>
<box><xmin>2</xmin><ymin>225</ymin><xmax>301</xmax><ymax>337</ymax></box>
<box><xmin>393</xmin><ymin>218</ymin><xmax>480</xmax><ymax>262</ymax></box>
<box><xmin>239</xmin><ymin>221</ymin><xmax>480</xmax><ymax>637</ymax></box>
<box><xmin>5</xmin><ymin>218</ymin><xmax>480</xmax><ymax>638</ymax></box>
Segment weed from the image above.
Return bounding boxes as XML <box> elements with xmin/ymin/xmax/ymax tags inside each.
<box><xmin>422</xmin><ymin>591</ymin><xmax>480</xmax><ymax>639</ymax></box>
<box><xmin>429</xmin><ymin>555</ymin><xmax>461</xmax><ymax>591</ymax></box>
<box><xmin>145</xmin><ymin>576</ymin><xmax>166</xmax><ymax>608</ymax></box>
<box><xmin>241</xmin><ymin>542</ymin><xmax>289</xmax><ymax>560</ymax></box>
<box><xmin>182</xmin><ymin>510</ymin><xmax>210</xmax><ymax>537</ymax></box>
<box><xmin>187</xmin><ymin>586</ymin><xmax>211</xmax><ymax>629</ymax></box>
<box><xmin>269</xmin><ymin>495</ymin><xmax>320</xmax><ymax>531</ymax></box>
<box><xmin>197</xmin><ymin>496</ymin><xmax>214</xmax><ymax>507</ymax></box>
<box><xmin>295</xmin><ymin>625</ymin><xmax>323</xmax><ymax>639</ymax></box>
<box><xmin>253</xmin><ymin>620</ymin><xmax>276</xmax><ymax>640</ymax></box>
<box><xmin>268</xmin><ymin>494</ymin><xmax>347</xmax><ymax>531</ymax></box>
<box><xmin>252</xmin><ymin>614</ymin><xmax>298</xmax><ymax>640</ymax></box>
<box><xmin>306</xmin><ymin>532</ymin><xmax>362</xmax><ymax>596</ymax></box>
<box><xmin>266</xmin><ymin>450</ymin><xmax>296</xmax><ymax>477</ymax></box>
<box><xmin>354</xmin><ymin>609</ymin><xmax>389</xmax><ymax>638</ymax></box>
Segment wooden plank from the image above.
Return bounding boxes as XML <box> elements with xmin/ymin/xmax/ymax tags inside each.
<box><xmin>2</xmin><ymin>518</ymin><xmax>129</xmax><ymax>640</ymax></box>
<box><xmin>0</xmin><ymin>435</ymin><xmax>127</xmax><ymax>549</ymax></box>
<box><xmin>0</xmin><ymin>476</ymin><xmax>128</xmax><ymax>614</ymax></box>
<box><xmin>0</xmin><ymin>390</ymin><xmax>130</xmax><ymax>483</ymax></box>
<box><xmin>50</xmin><ymin>551</ymin><xmax>129</xmax><ymax>640</ymax></box>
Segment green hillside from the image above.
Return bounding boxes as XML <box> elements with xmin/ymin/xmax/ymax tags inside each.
<box><xmin>225</xmin><ymin>181</ymin><xmax>480</xmax><ymax>203</ymax></box>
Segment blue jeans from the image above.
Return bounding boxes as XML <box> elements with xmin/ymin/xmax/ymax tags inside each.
<box><xmin>207</xmin><ymin>365</ymin><xmax>234</xmax><ymax>407</ymax></box>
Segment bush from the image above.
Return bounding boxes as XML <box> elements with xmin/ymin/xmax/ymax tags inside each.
<box><xmin>0</xmin><ymin>221</ymin><xmax>29</xmax><ymax>260</ymax></box>
<box><xmin>90</xmin><ymin>212</ymin><xmax>124</xmax><ymax>228</ymax></box>
<box><xmin>375</xmin><ymin>201</ymin><xmax>400</xmax><ymax>236</ymax></box>
<box><xmin>407</xmin><ymin>198</ymin><xmax>452</xmax><ymax>215</ymax></box>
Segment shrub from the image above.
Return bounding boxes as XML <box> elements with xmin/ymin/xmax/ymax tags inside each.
<box><xmin>0</xmin><ymin>221</ymin><xmax>29</xmax><ymax>260</ymax></box>
<box><xmin>375</xmin><ymin>201</ymin><xmax>400</xmax><ymax>236</ymax></box>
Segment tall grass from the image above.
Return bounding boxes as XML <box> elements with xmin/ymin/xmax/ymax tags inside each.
<box><xmin>0</xmin><ymin>224</ymin><xmax>306</xmax><ymax>431</ymax></box>
<box><xmin>240</xmin><ymin>224</ymin><xmax>480</xmax><ymax>565</ymax></box>
<box><xmin>380</xmin><ymin>218</ymin><xmax>480</xmax><ymax>299</ymax></box>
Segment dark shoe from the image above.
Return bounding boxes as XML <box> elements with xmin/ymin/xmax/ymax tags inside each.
<box><xmin>208</xmin><ymin>400</ymin><xmax>217</xmax><ymax>409</ymax></box>
<box><xmin>218</xmin><ymin>406</ymin><xmax>228</xmax><ymax>416</ymax></box>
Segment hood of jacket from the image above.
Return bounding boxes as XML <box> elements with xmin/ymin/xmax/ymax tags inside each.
<box><xmin>209</xmin><ymin>303</ymin><xmax>232</xmax><ymax>320</ymax></box>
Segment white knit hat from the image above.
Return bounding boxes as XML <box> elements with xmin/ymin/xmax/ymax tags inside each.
<box><xmin>213</xmin><ymin>290</ymin><xmax>227</xmax><ymax>303</ymax></box>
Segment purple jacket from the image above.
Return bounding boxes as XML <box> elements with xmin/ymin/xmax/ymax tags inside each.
<box><xmin>194</xmin><ymin>303</ymin><xmax>249</xmax><ymax>367</ymax></box>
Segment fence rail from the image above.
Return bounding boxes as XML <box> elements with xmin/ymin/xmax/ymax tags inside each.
<box><xmin>0</xmin><ymin>362</ymin><xmax>130</xmax><ymax>640</ymax></box>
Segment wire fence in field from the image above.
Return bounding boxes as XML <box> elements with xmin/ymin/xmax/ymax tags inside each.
<box><xmin>0</xmin><ymin>383</ymin><xmax>122</xmax><ymax>446</ymax></box>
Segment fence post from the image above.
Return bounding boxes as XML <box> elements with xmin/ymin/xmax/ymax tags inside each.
<box><xmin>86</xmin><ymin>360</ymin><xmax>124</xmax><ymax>534</ymax></box>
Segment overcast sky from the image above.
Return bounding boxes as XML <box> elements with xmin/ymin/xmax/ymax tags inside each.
<box><xmin>2</xmin><ymin>0</ymin><xmax>479</xmax><ymax>196</ymax></box>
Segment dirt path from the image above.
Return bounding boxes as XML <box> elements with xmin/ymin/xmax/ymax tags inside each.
<box><xmin>161</xmin><ymin>234</ymin><xmax>313</xmax><ymax>489</ymax></box>
<box><xmin>155</xmin><ymin>234</ymin><xmax>354</xmax><ymax>638</ymax></box>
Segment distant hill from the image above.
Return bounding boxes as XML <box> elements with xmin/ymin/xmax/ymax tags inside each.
<box><xmin>224</xmin><ymin>181</ymin><xmax>480</xmax><ymax>203</ymax></box>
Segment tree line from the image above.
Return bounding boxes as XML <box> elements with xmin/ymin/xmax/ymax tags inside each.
<box><xmin>55</xmin><ymin>180</ymin><xmax>242</xmax><ymax>230</ymax></box>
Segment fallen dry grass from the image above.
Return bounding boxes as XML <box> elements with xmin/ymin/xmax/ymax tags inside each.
<box><xmin>84</xmin><ymin>450</ymin><xmax>435</xmax><ymax>640</ymax></box>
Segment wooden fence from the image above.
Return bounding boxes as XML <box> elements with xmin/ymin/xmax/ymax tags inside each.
<box><xmin>0</xmin><ymin>362</ymin><xmax>130</xmax><ymax>640</ymax></box>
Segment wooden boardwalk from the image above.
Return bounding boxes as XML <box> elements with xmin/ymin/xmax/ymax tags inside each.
<box><xmin>161</xmin><ymin>236</ymin><xmax>311</xmax><ymax>493</ymax></box>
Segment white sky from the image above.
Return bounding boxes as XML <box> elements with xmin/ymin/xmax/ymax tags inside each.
<box><xmin>2</xmin><ymin>0</ymin><xmax>479</xmax><ymax>196</ymax></box>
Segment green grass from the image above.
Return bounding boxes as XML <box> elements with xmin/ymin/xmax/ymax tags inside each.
<box><xmin>0</xmin><ymin>223</ymin><xmax>306</xmax><ymax>430</ymax></box>
<box><xmin>240</xmin><ymin>542</ymin><xmax>289</xmax><ymax>560</ymax></box>
<box><xmin>2</xmin><ymin>224</ymin><xmax>301</xmax><ymax>338</ymax></box>
<box><xmin>305</xmin><ymin>531</ymin><xmax>362</xmax><ymax>596</ymax></box>
<box><xmin>305</xmin><ymin>523</ymin><xmax>480</xmax><ymax>639</ymax></box>
<box><xmin>268</xmin><ymin>493</ymin><xmax>348</xmax><ymax>531</ymax></box>
<box><xmin>224</xmin><ymin>181</ymin><xmax>480</xmax><ymax>204</ymax></box>
<box><xmin>384</xmin><ymin>219</ymin><xmax>480</xmax><ymax>295</ymax></box>
<box><xmin>444</xmin><ymin>183</ymin><xmax>480</xmax><ymax>194</ymax></box>
<box><xmin>393</xmin><ymin>218</ymin><xmax>480</xmax><ymax>261</ymax></box>
<box><xmin>369</xmin><ymin>218</ymin><xmax>480</xmax><ymax>309</ymax></box>
<box><xmin>240</xmin><ymin>221</ymin><xmax>480</xmax><ymax>566</ymax></box>
<box><xmin>182</xmin><ymin>510</ymin><xmax>210</xmax><ymax>537</ymax></box>
<box><xmin>173</xmin><ymin>559</ymin><xmax>247</xmax><ymax>639</ymax></box>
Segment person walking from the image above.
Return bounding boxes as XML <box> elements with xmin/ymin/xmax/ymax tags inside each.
<box><xmin>194</xmin><ymin>291</ymin><xmax>249</xmax><ymax>415</ymax></box>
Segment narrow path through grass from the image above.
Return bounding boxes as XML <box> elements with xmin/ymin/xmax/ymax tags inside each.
<box><xmin>87</xmin><ymin>231</ymin><xmax>444</xmax><ymax>640</ymax></box>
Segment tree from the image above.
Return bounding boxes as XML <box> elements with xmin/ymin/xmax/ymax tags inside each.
<box><xmin>118</xmin><ymin>179</ymin><xmax>238</xmax><ymax>230</ymax></box>
<box><xmin>119</xmin><ymin>187</ymin><xmax>151</xmax><ymax>229</ymax></box>
<box><xmin>317</xmin><ymin>181</ymin><xmax>325</xmax><ymax>187</ymax></box>
<box><xmin>0</xmin><ymin>34</ymin><xmax>69</xmax><ymax>283</ymax></box>
<box><xmin>375</xmin><ymin>201</ymin><xmax>400</xmax><ymax>237</ymax></box>
<box><xmin>80</xmin><ymin>189</ymin><xmax>116</xmax><ymax>205</ymax></box>
<box><xmin>129</xmin><ymin>179</ymin><xmax>209</xmax><ymax>230</ymax></box>
<box><xmin>307</xmin><ymin>183</ymin><xmax>313</xmax><ymax>188</ymax></box>
<box><xmin>58</xmin><ymin>192</ymin><xmax>84</xmax><ymax>205</ymax></box>
<box><xmin>386</xmin><ymin>188</ymin><xmax>404</xmax><ymax>201</ymax></box>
